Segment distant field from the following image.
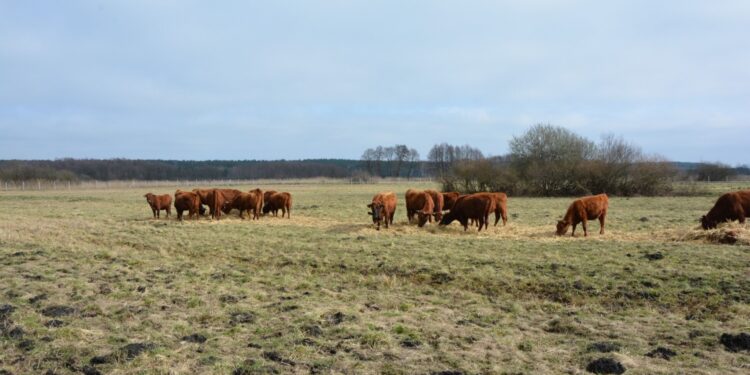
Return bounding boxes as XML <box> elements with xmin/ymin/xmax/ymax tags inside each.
<box><xmin>1</xmin><ymin>182</ymin><xmax>749</xmax><ymax>374</ymax></box>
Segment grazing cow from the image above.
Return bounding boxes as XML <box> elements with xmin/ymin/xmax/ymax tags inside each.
<box><xmin>263</xmin><ymin>190</ymin><xmax>278</xmax><ymax>203</ymax></box>
<box><xmin>193</xmin><ymin>188</ymin><xmax>242</xmax><ymax>218</ymax></box>
<box><xmin>425</xmin><ymin>189</ymin><xmax>444</xmax><ymax>221</ymax></box>
<box><xmin>228</xmin><ymin>189</ymin><xmax>264</xmax><ymax>220</ymax></box>
<box><xmin>263</xmin><ymin>192</ymin><xmax>292</xmax><ymax>218</ymax></box>
<box><xmin>442</xmin><ymin>192</ymin><xmax>460</xmax><ymax>211</ymax></box>
<box><xmin>174</xmin><ymin>190</ymin><xmax>201</xmax><ymax>221</ymax></box>
<box><xmin>439</xmin><ymin>194</ymin><xmax>493</xmax><ymax>231</ymax></box>
<box><xmin>144</xmin><ymin>193</ymin><xmax>172</xmax><ymax>218</ymax></box>
<box><xmin>368</xmin><ymin>192</ymin><xmax>397</xmax><ymax>230</ymax></box>
<box><xmin>404</xmin><ymin>190</ymin><xmax>435</xmax><ymax>227</ymax></box>
<box><xmin>556</xmin><ymin>194</ymin><xmax>609</xmax><ymax>236</ymax></box>
<box><xmin>470</xmin><ymin>192</ymin><xmax>509</xmax><ymax>226</ymax></box>
<box><xmin>700</xmin><ymin>190</ymin><xmax>750</xmax><ymax>229</ymax></box>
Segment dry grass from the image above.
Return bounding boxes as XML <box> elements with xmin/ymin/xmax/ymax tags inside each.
<box><xmin>1</xmin><ymin>182</ymin><xmax>749</xmax><ymax>374</ymax></box>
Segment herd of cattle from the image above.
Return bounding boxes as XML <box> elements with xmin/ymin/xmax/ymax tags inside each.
<box><xmin>144</xmin><ymin>188</ymin><xmax>292</xmax><ymax>221</ymax></box>
<box><xmin>145</xmin><ymin>187</ymin><xmax>750</xmax><ymax>235</ymax></box>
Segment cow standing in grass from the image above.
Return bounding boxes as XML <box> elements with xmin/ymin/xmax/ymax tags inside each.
<box><xmin>439</xmin><ymin>194</ymin><xmax>493</xmax><ymax>231</ymax></box>
<box><xmin>405</xmin><ymin>190</ymin><xmax>435</xmax><ymax>227</ymax></box>
<box><xmin>556</xmin><ymin>194</ymin><xmax>608</xmax><ymax>237</ymax></box>
<box><xmin>700</xmin><ymin>190</ymin><xmax>750</xmax><ymax>229</ymax></box>
<box><xmin>263</xmin><ymin>192</ymin><xmax>292</xmax><ymax>218</ymax></box>
<box><xmin>368</xmin><ymin>192</ymin><xmax>397</xmax><ymax>230</ymax></box>
<box><xmin>174</xmin><ymin>190</ymin><xmax>201</xmax><ymax>221</ymax></box>
<box><xmin>227</xmin><ymin>189</ymin><xmax>264</xmax><ymax>220</ymax></box>
<box><xmin>442</xmin><ymin>192</ymin><xmax>460</xmax><ymax>211</ymax></box>
<box><xmin>144</xmin><ymin>193</ymin><xmax>172</xmax><ymax>219</ymax></box>
<box><xmin>425</xmin><ymin>189</ymin><xmax>444</xmax><ymax>221</ymax></box>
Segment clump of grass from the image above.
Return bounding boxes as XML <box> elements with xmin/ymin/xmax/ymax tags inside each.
<box><xmin>675</xmin><ymin>225</ymin><xmax>749</xmax><ymax>246</ymax></box>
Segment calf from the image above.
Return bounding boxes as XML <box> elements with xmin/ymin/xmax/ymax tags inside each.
<box><xmin>700</xmin><ymin>190</ymin><xmax>750</xmax><ymax>229</ymax></box>
<box><xmin>144</xmin><ymin>193</ymin><xmax>172</xmax><ymax>218</ymax></box>
<box><xmin>439</xmin><ymin>194</ymin><xmax>493</xmax><ymax>231</ymax></box>
<box><xmin>263</xmin><ymin>192</ymin><xmax>292</xmax><ymax>218</ymax></box>
<box><xmin>368</xmin><ymin>191</ymin><xmax>397</xmax><ymax>230</ymax></box>
<box><xmin>174</xmin><ymin>190</ymin><xmax>201</xmax><ymax>221</ymax></box>
<box><xmin>556</xmin><ymin>194</ymin><xmax>608</xmax><ymax>236</ymax></box>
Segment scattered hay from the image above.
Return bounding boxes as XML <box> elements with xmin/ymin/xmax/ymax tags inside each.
<box><xmin>675</xmin><ymin>225</ymin><xmax>749</xmax><ymax>246</ymax></box>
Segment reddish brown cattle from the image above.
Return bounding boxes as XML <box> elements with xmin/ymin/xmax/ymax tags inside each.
<box><xmin>368</xmin><ymin>192</ymin><xmax>397</xmax><ymax>230</ymax></box>
<box><xmin>439</xmin><ymin>194</ymin><xmax>493</xmax><ymax>231</ymax></box>
<box><xmin>228</xmin><ymin>189</ymin><xmax>264</xmax><ymax>220</ymax></box>
<box><xmin>174</xmin><ymin>190</ymin><xmax>201</xmax><ymax>221</ymax></box>
<box><xmin>263</xmin><ymin>192</ymin><xmax>292</xmax><ymax>218</ymax></box>
<box><xmin>556</xmin><ymin>194</ymin><xmax>609</xmax><ymax>236</ymax></box>
<box><xmin>700</xmin><ymin>190</ymin><xmax>750</xmax><ymax>229</ymax></box>
<box><xmin>144</xmin><ymin>193</ymin><xmax>172</xmax><ymax>218</ymax></box>
<box><xmin>263</xmin><ymin>190</ymin><xmax>278</xmax><ymax>204</ymax></box>
<box><xmin>193</xmin><ymin>188</ymin><xmax>242</xmax><ymax>219</ymax></box>
<box><xmin>404</xmin><ymin>190</ymin><xmax>435</xmax><ymax>227</ymax></box>
<box><xmin>442</xmin><ymin>192</ymin><xmax>460</xmax><ymax>210</ymax></box>
<box><xmin>470</xmin><ymin>192</ymin><xmax>508</xmax><ymax>226</ymax></box>
<box><xmin>425</xmin><ymin>189</ymin><xmax>444</xmax><ymax>221</ymax></box>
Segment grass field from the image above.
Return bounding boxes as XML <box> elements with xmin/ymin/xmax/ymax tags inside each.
<box><xmin>1</xmin><ymin>182</ymin><xmax>749</xmax><ymax>374</ymax></box>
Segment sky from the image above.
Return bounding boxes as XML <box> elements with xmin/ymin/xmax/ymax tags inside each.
<box><xmin>1</xmin><ymin>1</ymin><xmax>748</xmax><ymax>164</ymax></box>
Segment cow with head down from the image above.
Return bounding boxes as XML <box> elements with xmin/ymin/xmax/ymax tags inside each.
<box><xmin>368</xmin><ymin>192</ymin><xmax>397</xmax><ymax>230</ymax></box>
<box><xmin>226</xmin><ymin>189</ymin><xmax>264</xmax><ymax>220</ymax></box>
<box><xmin>556</xmin><ymin>194</ymin><xmax>608</xmax><ymax>237</ymax></box>
<box><xmin>193</xmin><ymin>188</ymin><xmax>242</xmax><ymax>219</ymax></box>
<box><xmin>700</xmin><ymin>190</ymin><xmax>750</xmax><ymax>229</ymax></box>
<box><xmin>425</xmin><ymin>189</ymin><xmax>444</xmax><ymax>221</ymax></box>
<box><xmin>174</xmin><ymin>190</ymin><xmax>201</xmax><ymax>221</ymax></box>
<box><xmin>442</xmin><ymin>192</ymin><xmax>460</xmax><ymax>211</ymax></box>
<box><xmin>405</xmin><ymin>189</ymin><xmax>436</xmax><ymax>227</ymax></box>
<box><xmin>144</xmin><ymin>193</ymin><xmax>172</xmax><ymax>219</ymax></box>
<box><xmin>439</xmin><ymin>193</ymin><xmax>493</xmax><ymax>231</ymax></box>
<box><xmin>263</xmin><ymin>192</ymin><xmax>292</xmax><ymax>218</ymax></box>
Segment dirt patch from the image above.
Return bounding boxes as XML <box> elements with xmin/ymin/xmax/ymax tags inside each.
<box><xmin>17</xmin><ymin>339</ymin><xmax>34</xmax><ymax>351</ymax></box>
<box><xmin>90</xmin><ymin>342</ymin><xmax>156</xmax><ymax>364</ymax></box>
<box><xmin>302</xmin><ymin>324</ymin><xmax>323</xmax><ymax>336</ymax></box>
<box><xmin>181</xmin><ymin>334</ymin><xmax>207</xmax><ymax>343</ymax></box>
<box><xmin>326</xmin><ymin>311</ymin><xmax>348</xmax><ymax>325</ymax></box>
<box><xmin>229</xmin><ymin>311</ymin><xmax>256</xmax><ymax>325</ymax></box>
<box><xmin>646</xmin><ymin>346</ymin><xmax>677</xmax><ymax>360</ymax></box>
<box><xmin>0</xmin><ymin>304</ymin><xmax>14</xmax><ymax>319</ymax></box>
<box><xmin>400</xmin><ymin>337</ymin><xmax>422</xmax><ymax>348</ymax></box>
<box><xmin>587</xmin><ymin>342</ymin><xmax>621</xmax><ymax>353</ymax></box>
<box><xmin>44</xmin><ymin>320</ymin><xmax>65</xmax><ymax>328</ymax></box>
<box><xmin>644</xmin><ymin>252</ymin><xmax>663</xmax><ymax>261</ymax></box>
<box><xmin>720</xmin><ymin>333</ymin><xmax>750</xmax><ymax>352</ymax></box>
<box><xmin>262</xmin><ymin>351</ymin><xmax>295</xmax><ymax>366</ymax></box>
<box><xmin>41</xmin><ymin>305</ymin><xmax>75</xmax><ymax>318</ymax></box>
<box><xmin>28</xmin><ymin>294</ymin><xmax>48</xmax><ymax>304</ymax></box>
<box><xmin>585</xmin><ymin>357</ymin><xmax>626</xmax><ymax>374</ymax></box>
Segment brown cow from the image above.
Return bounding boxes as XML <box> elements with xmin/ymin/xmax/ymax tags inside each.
<box><xmin>193</xmin><ymin>188</ymin><xmax>242</xmax><ymax>219</ymax></box>
<box><xmin>174</xmin><ymin>190</ymin><xmax>201</xmax><ymax>221</ymax></box>
<box><xmin>368</xmin><ymin>192</ymin><xmax>397</xmax><ymax>230</ymax></box>
<box><xmin>442</xmin><ymin>192</ymin><xmax>460</xmax><ymax>210</ymax></box>
<box><xmin>439</xmin><ymin>194</ymin><xmax>493</xmax><ymax>231</ymax></box>
<box><xmin>556</xmin><ymin>194</ymin><xmax>609</xmax><ymax>236</ymax></box>
<box><xmin>470</xmin><ymin>192</ymin><xmax>508</xmax><ymax>226</ymax></box>
<box><xmin>144</xmin><ymin>193</ymin><xmax>172</xmax><ymax>218</ymax></box>
<box><xmin>263</xmin><ymin>192</ymin><xmax>292</xmax><ymax>218</ymax></box>
<box><xmin>700</xmin><ymin>190</ymin><xmax>750</xmax><ymax>229</ymax></box>
<box><xmin>227</xmin><ymin>189</ymin><xmax>264</xmax><ymax>220</ymax></box>
<box><xmin>263</xmin><ymin>190</ymin><xmax>278</xmax><ymax>203</ymax></box>
<box><xmin>425</xmin><ymin>189</ymin><xmax>444</xmax><ymax>221</ymax></box>
<box><xmin>405</xmin><ymin>190</ymin><xmax>435</xmax><ymax>227</ymax></box>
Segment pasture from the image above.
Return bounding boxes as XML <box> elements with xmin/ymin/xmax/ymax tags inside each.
<box><xmin>1</xmin><ymin>182</ymin><xmax>749</xmax><ymax>374</ymax></box>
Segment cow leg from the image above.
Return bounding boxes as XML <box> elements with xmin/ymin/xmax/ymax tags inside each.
<box><xmin>599</xmin><ymin>212</ymin><xmax>606</xmax><ymax>234</ymax></box>
<box><xmin>287</xmin><ymin>205</ymin><xmax>291</xmax><ymax>219</ymax></box>
<box><xmin>571</xmin><ymin>223</ymin><xmax>577</xmax><ymax>237</ymax></box>
<box><xmin>582</xmin><ymin>219</ymin><xmax>588</xmax><ymax>237</ymax></box>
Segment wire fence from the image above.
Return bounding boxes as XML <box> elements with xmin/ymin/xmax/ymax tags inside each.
<box><xmin>0</xmin><ymin>177</ymin><xmax>437</xmax><ymax>191</ymax></box>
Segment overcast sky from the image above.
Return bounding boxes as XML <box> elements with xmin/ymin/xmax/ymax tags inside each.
<box><xmin>1</xmin><ymin>1</ymin><xmax>748</xmax><ymax>164</ymax></box>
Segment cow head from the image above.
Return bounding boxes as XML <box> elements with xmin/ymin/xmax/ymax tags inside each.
<box><xmin>438</xmin><ymin>211</ymin><xmax>455</xmax><ymax>226</ymax></box>
<box><xmin>700</xmin><ymin>215</ymin><xmax>716</xmax><ymax>230</ymax></box>
<box><xmin>417</xmin><ymin>210</ymin><xmax>436</xmax><ymax>227</ymax></box>
<box><xmin>144</xmin><ymin>193</ymin><xmax>155</xmax><ymax>204</ymax></box>
<box><xmin>556</xmin><ymin>220</ymin><xmax>570</xmax><ymax>236</ymax></box>
<box><xmin>367</xmin><ymin>202</ymin><xmax>384</xmax><ymax>230</ymax></box>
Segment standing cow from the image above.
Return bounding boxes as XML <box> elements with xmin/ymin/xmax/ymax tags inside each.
<box><xmin>442</xmin><ymin>192</ymin><xmax>460</xmax><ymax>211</ymax></box>
<box><xmin>144</xmin><ymin>193</ymin><xmax>172</xmax><ymax>219</ymax></box>
<box><xmin>174</xmin><ymin>190</ymin><xmax>201</xmax><ymax>221</ymax></box>
<box><xmin>439</xmin><ymin>194</ymin><xmax>493</xmax><ymax>231</ymax></box>
<box><xmin>556</xmin><ymin>194</ymin><xmax>608</xmax><ymax>237</ymax></box>
<box><xmin>405</xmin><ymin>190</ymin><xmax>435</xmax><ymax>227</ymax></box>
<box><xmin>368</xmin><ymin>192</ymin><xmax>397</xmax><ymax>230</ymax></box>
<box><xmin>227</xmin><ymin>189</ymin><xmax>264</xmax><ymax>220</ymax></box>
<box><xmin>425</xmin><ymin>189</ymin><xmax>444</xmax><ymax>221</ymax></box>
<box><xmin>263</xmin><ymin>192</ymin><xmax>292</xmax><ymax>218</ymax></box>
<box><xmin>700</xmin><ymin>190</ymin><xmax>750</xmax><ymax>229</ymax></box>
